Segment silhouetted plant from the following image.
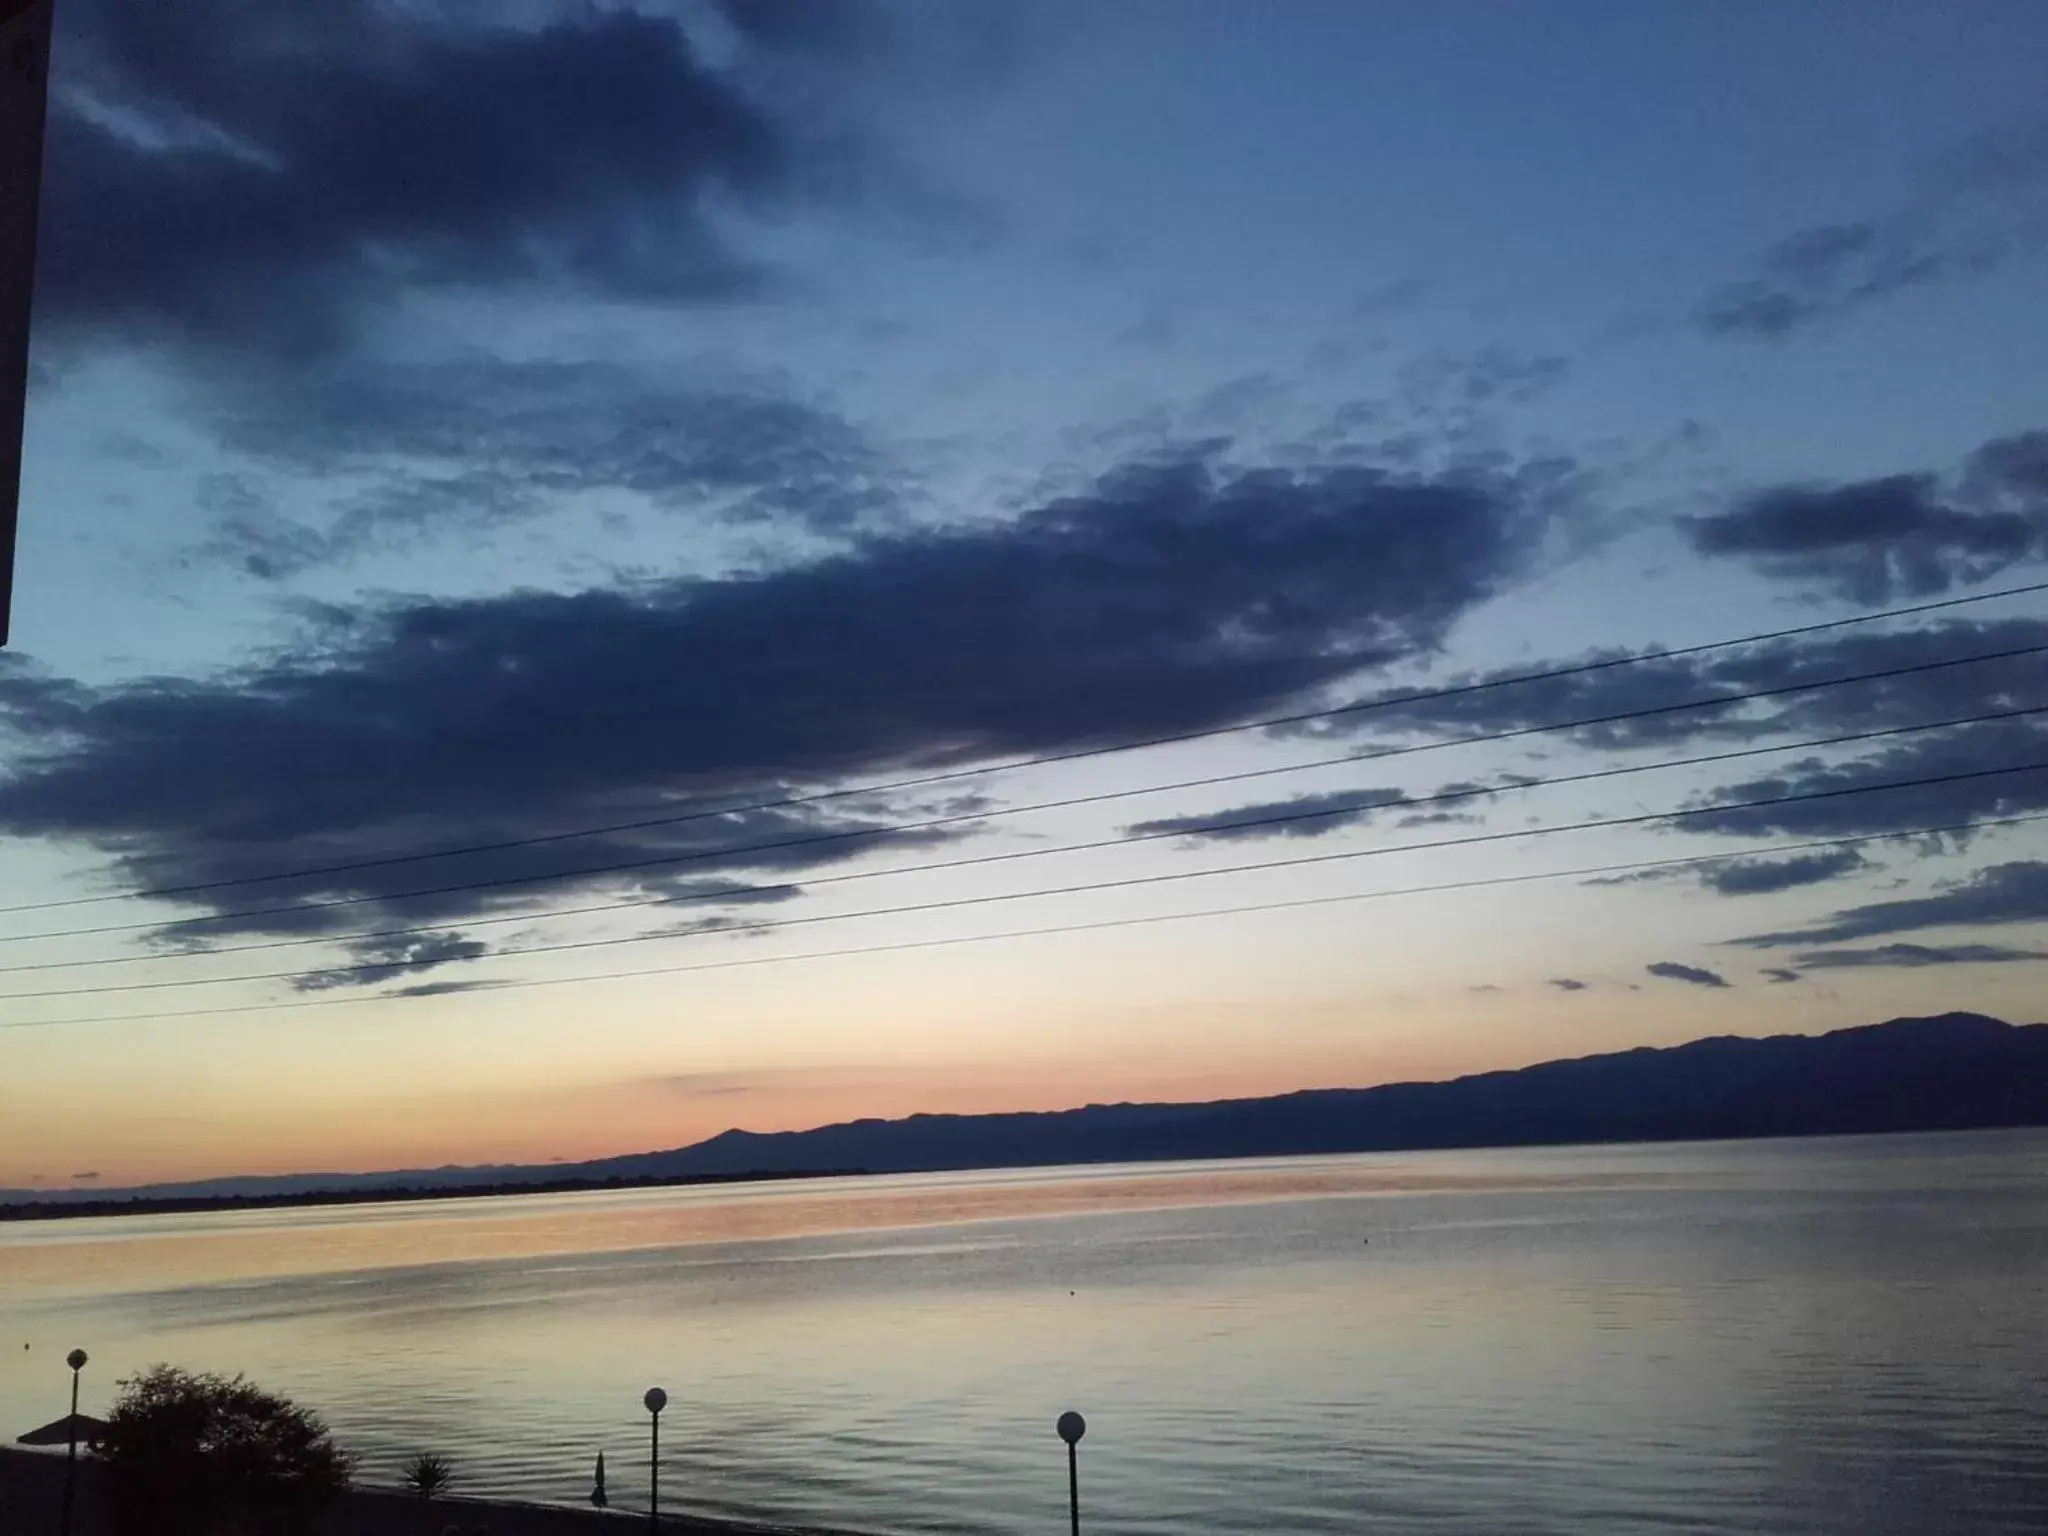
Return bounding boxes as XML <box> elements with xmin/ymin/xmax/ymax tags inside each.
<box><xmin>403</xmin><ymin>1451</ymin><xmax>455</xmax><ymax>1500</ymax></box>
<box><xmin>97</xmin><ymin>1365</ymin><xmax>353</xmax><ymax>1536</ymax></box>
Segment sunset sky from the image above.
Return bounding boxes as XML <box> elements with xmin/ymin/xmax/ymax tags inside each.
<box><xmin>3</xmin><ymin>0</ymin><xmax>2047</xmax><ymax>1190</ymax></box>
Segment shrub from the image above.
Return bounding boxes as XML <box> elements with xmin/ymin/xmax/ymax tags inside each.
<box><xmin>403</xmin><ymin>1451</ymin><xmax>455</xmax><ymax>1499</ymax></box>
<box><xmin>97</xmin><ymin>1365</ymin><xmax>353</xmax><ymax>1536</ymax></box>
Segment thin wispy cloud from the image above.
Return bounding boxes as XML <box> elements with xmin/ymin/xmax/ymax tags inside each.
<box><xmin>1697</xmin><ymin>119</ymin><xmax>2048</xmax><ymax>341</ymax></box>
<box><xmin>1791</xmin><ymin>943</ymin><xmax>2048</xmax><ymax>970</ymax></box>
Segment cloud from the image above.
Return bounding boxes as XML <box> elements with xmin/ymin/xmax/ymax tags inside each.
<box><xmin>390</xmin><ymin>979</ymin><xmax>503</xmax><ymax>1000</ymax></box>
<box><xmin>1696</xmin><ymin>119</ymin><xmax>2048</xmax><ymax>340</ymax></box>
<box><xmin>1646</xmin><ymin>961</ymin><xmax>1730</xmax><ymax>989</ymax></box>
<box><xmin>1284</xmin><ymin>609</ymin><xmax>2048</xmax><ymax>757</ymax></box>
<box><xmin>292</xmin><ymin>932</ymin><xmax>490</xmax><ymax>993</ymax></box>
<box><xmin>641</xmin><ymin>1070</ymin><xmax>765</xmax><ymax>1099</ymax></box>
<box><xmin>1396</xmin><ymin>347</ymin><xmax>1570</xmax><ymax>411</ymax></box>
<box><xmin>1124</xmin><ymin>787</ymin><xmax>1411</xmax><ymax>843</ymax></box>
<box><xmin>1351</xmin><ymin>278</ymin><xmax>1431</xmax><ymax>320</ymax></box>
<box><xmin>1256</xmin><ymin>580</ymin><xmax>2048</xmax><ymax>854</ymax></box>
<box><xmin>201</xmin><ymin>360</ymin><xmax>912</xmax><ymax>575</ymax></box>
<box><xmin>1674</xmin><ymin>717</ymin><xmax>2048</xmax><ymax>842</ymax></box>
<box><xmin>1761</xmin><ymin>967</ymin><xmax>1801</xmax><ymax>983</ymax></box>
<box><xmin>1697</xmin><ymin>848</ymin><xmax>1871</xmax><ymax>895</ymax></box>
<box><xmin>36</xmin><ymin>0</ymin><xmax>889</xmax><ymax>365</ymax></box>
<box><xmin>711</xmin><ymin>0</ymin><xmax>889</xmax><ymax>58</ymax></box>
<box><xmin>1790</xmin><ymin>942</ymin><xmax>2048</xmax><ymax>970</ymax></box>
<box><xmin>1548</xmin><ymin>978</ymin><xmax>1589</xmax><ymax>992</ymax></box>
<box><xmin>1684</xmin><ymin>443</ymin><xmax>2048</xmax><ymax>602</ymax></box>
<box><xmin>1964</xmin><ymin>429</ymin><xmax>2048</xmax><ymax>506</ymax></box>
<box><xmin>1731</xmin><ymin>861</ymin><xmax>2048</xmax><ymax>948</ymax></box>
<box><xmin>1121</xmin><ymin>774</ymin><xmax>1533</xmax><ymax>844</ymax></box>
<box><xmin>0</xmin><ymin>452</ymin><xmax>1549</xmax><ymax>969</ymax></box>
<box><xmin>1697</xmin><ymin>222</ymin><xmax>1996</xmax><ymax>340</ymax></box>
<box><xmin>1592</xmin><ymin>847</ymin><xmax>1871</xmax><ymax>897</ymax></box>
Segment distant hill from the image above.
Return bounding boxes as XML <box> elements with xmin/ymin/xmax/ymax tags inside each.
<box><xmin>7</xmin><ymin>1012</ymin><xmax>2045</xmax><ymax>1218</ymax></box>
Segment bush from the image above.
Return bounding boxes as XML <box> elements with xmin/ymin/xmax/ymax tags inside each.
<box><xmin>403</xmin><ymin>1451</ymin><xmax>454</xmax><ymax>1499</ymax></box>
<box><xmin>97</xmin><ymin>1366</ymin><xmax>354</xmax><ymax>1536</ymax></box>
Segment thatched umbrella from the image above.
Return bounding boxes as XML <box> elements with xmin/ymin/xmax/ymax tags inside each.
<box><xmin>15</xmin><ymin>1413</ymin><xmax>107</xmax><ymax>1446</ymax></box>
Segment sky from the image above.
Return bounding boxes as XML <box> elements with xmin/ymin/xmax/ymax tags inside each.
<box><xmin>3</xmin><ymin>0</ymin><xmax>2047</xmax><ymax>1189</ymax></box>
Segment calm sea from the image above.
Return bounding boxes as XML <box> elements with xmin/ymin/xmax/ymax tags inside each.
<box><xmin>4</xmin><ymin>1133</ymin><xmax>2046</xmax><ymax>1534</ymax></box>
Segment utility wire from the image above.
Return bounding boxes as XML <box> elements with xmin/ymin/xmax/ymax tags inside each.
<box><xmin>5</xmin><ymin>579</ymin><xmax>2043</xmax><ymax>918</ymax></box>
<box><xmin>4</xmin><ymin>693</ymin><xmax>2044</xmax><ymax>975</ymax></box>
<box><xmin>7</xmin><ymin>640</ymin><xmax>2043</xmax><ymax>952</ymax></box>
<box><xmin>9</xmin><ymin>798</ymin><xmax>2046</xmax><ymax>1034</ymax></box>
<box><xmin>5</xmin><ymin>739</ymin><xmax>2044</xmax><ymax>1001</ymax></box>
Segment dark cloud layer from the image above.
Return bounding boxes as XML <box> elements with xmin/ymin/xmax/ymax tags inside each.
<box><xmin>37</xmin><ymin>0</ymin><xmax>878</xmax><ymax>362</ymax></box>
<box><xmin>33</xmin><ymin>0</ymin><xmax>967</xmax><ymax>581</ymax></box>
<box><xmin>1675</xmin><ymin>717</ymin><xmax>2048</xmax><ymax>842</ymax></box>
<box><xmin>206</xmin><ymin>360</ymin><xmax>910</xmax><ymax>575</ymax></box>
<box><xmin>1269</xmin><ymin>600</ymin><xmax>2048</xmax><ymax>858</ymax></box>
<box><xmin>1732</xmin><ymin>861</ymin><xmax>2048</xmax><ymax>949</ymax></box>
<box><xmin>1685</xmin><ymin>433</ymin><xmax>2048</xmax><ymax>602</ymax></box>
<box><xmin>713</xmin><ymin>0</ymin><xmax>888</xmax><ymax>58</ymax></box>
<box><xmin>0</xmin><ymin>454</ymin><xmax>1545</xmax><ymax>983</ymax></box>
<box><xmin>1273</xmin><ymin>598</ymin><xmax>2048</xmax><ymax>849</ymax></box>
<box><xmin>1646</xmin><ymin>961</ymin><xmax>1730</xmax><ymax>989</ymax></box>
<box><xmin>1297</xmin><ymin>612</ymin><xmax>2048</xmax><ymax>757</ymax></box>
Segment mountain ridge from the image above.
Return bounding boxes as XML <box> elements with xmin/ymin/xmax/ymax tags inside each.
<box><xmin>7</xmin><ymin>1011</ymin><xmax>2043</xmax><ymax>1211</ymax></box>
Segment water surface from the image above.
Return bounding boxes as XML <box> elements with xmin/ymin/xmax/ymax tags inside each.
<box><xmin>4</xmin><ymin>1133</ymin><xmax>2045</xmax><ymax>1533</ymax></box>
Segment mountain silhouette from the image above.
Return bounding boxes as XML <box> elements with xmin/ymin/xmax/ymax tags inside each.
<box><xmin>6</xmin><ymin>1012</ymin><xmax>2044</xmax><ymax>1213</ymax></box>
<box><xmin>598</xmin><ymin>1011</ymin><xmax>2047</xmax><ymax>1177</ymax></box>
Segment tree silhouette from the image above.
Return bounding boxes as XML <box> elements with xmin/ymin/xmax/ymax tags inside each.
<box><xmin>97</xmin><ymin>1366</ymin><xmax>353</xmax><ymax>1536</ymax></box>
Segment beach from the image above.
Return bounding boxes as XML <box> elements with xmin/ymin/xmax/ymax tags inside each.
<box><xmin>0</xmin><ymin>1449</ymin><xmax>842</xmax><ymax>1536</ymax></box>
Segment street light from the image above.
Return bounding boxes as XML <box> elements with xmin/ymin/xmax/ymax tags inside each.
<box><xmin>1056</xmin><ymin>1410</ymin><xmax>1086</xmax><ymax>1536</ymax></box>
<box><xmin>60</xmin><ymin>1348</ymin><xmax>87</xmax><ymax>1536</ymax></box>
<box><xmin>643</xmin><ymin>1387</ymin><xmax>667</xmax><ymax>1532</ymax></box>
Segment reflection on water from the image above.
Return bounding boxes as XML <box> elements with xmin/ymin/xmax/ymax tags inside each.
<box><xmin>4</xmin><ymin>1133</ymin><xmax>2046</xmax><ymax>1534</ymax></box>
<box><xmin>0</xmin><ymin>1156</ymin><xmax>1685</xmax><ymax>1296</ymax></box>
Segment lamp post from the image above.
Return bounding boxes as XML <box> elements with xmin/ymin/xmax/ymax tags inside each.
<box><xmin>60</xmin><ymin>1348</ymin><xmax>87</xmax><ymax>1536</ymax></box>
<box><xmin>643</xmin><ymin>1387</ymin><xmax>667</xmax><ymax>1532</ymax></box>
<box><xmin>1056</xmin><ymin>1410</ymin><xmax>1086</xmax><ymax>1536</ymax></box>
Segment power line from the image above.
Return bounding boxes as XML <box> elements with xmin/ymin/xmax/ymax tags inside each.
<box><xmin>4</xmin><ymin>694</ymin><xmax>2044</xmax><ymax>976</ymax></box>
<box><xmin>8</xmin><ymin>640</ymin><xmax>2043</xmax><ymax>952</ymax></box>
<box><xmin>6</xmin><ymin>579</ymin><xmax>2043</xmax><ymax>918</ymax></box>
<box><xmin>6</xmin><ymin>742</ymin><xmax>2044</xmax><ymax>1001</ymax></box>
<box><xmin>8</xmin><ymin>799</ymin><xmax>2045</xmax><ymax>1034</ymax></box>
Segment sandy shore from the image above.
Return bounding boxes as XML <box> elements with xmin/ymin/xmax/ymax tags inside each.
<box><xmin>0</xmin><ymin>1448</ymin><xmax>850</xmax><ymax>1535</ymax></box>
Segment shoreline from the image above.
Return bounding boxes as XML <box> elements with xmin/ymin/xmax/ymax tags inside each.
<box><xmin>0</xmin><ymin>1169</ymin><xmax>866</xmax><ymax>1225</ymax></box>
<box><xmin>0</xmin><ymin>1449</ymin><xmax>859</xmax><ymax>1535</ymax></box>
<box><xmin>8</xmin><ymin>1117</ymin><xmax>2047</xmax><ymax>1230</ymax></box>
